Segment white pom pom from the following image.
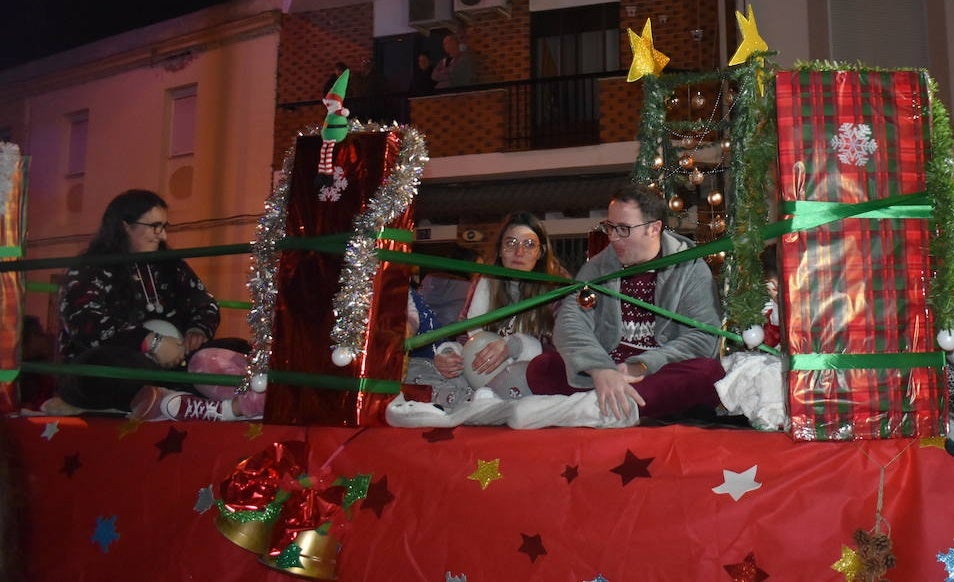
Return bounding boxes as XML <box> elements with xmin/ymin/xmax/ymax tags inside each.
<box><xmin>937</xmin><ymin>330</ymin><xmax>954</xmax><ymax>351</ymax></box>
<box><xmin>340</xmin><ymin>107</ymin><xmax>349</xmax><ymax>117</ymax></box>
<box><xmin>250</xmin><ymin>373</ymin><xmax>268</xmax><ymax>393</ymax></box>
<box><xmin>742</xmin><ymin>325</ymin><xmax>765</xmax><ymax>349</ymax></box>
<box><xmin>331</xmin><ymin>346</ymin><xmax>355</xmax><ymax>367</ymax></box>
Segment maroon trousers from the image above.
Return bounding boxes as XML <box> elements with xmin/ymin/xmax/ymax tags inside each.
<box><xmin>526</xmin><ymin>351</ymin><xmax>725</xmax><ymax>418</ymax></box>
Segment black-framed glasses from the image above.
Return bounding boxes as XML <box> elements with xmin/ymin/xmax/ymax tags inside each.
<box><xmin>596</xmin><ymin>219</ymin><xmax>656</xmax><ymax>239</ymax></box>
<box><xmin>502</xmin><ymin>237</ymin><xmax>540</xmax><ymax>252</ymax></box>
<box><xmin>129</xmin><ymin>221</ymin><xmax>170</xmax><ymax>234</ymax></box>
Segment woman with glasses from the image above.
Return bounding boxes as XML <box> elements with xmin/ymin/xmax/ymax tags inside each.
<box><xmin>426</xmin><ymin>211</ymin><xmax>568</xmax><ymax>406</ymax></box>
<box><xmin>52</xmin><ymin>189</ymin><xmax>261</xmax><ymax>421</ymax></box>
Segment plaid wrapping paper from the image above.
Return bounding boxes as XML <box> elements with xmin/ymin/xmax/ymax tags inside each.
<box><xmin>776</xmin><ymin>69</ymin><xmax>947</xmax><ymax>440</ymax></box>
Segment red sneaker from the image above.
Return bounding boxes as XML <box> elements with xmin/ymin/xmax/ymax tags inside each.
<box><xmin>163</xmin><ymin>393</ymin><xmax>233</xmax><ymax>421</ymax></box>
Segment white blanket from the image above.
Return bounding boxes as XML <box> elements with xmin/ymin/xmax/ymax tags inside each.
<box><xmin>715</xmin><ymin>351</ymin><xmax>787</xmax><ymax>431</ymax></box>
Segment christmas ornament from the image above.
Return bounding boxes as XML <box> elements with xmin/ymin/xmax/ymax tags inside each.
<box><xmin>626</xmin><ymin>19</ymin><xmax>670</xmax><ymax>82</ymax></box>
<box><xmin>689</xmin><ymin>168</ymin><xmax>705</xmax><ymax>185</ymax></box>
<box><xmin>691</xmin><ymin>91</ymin><xmax>706</xmax><ymax>108</ymax></box>
<box><xmin>680</xmin><ymin>136</ymin><xmax>696</xmax><ymax>149</ymax></box>
<box><xmin>728</xmin><ymin>5</ymin><xmax>768</xmax><ymax>66</ymax></box>
<box><xmin>678</xmin><ymin>154</ymin><xmax>695</xmax><ymax>169</ymax></box>
<box><xmin>742</xmin><ymin>325</ymin><xmax>764</xmax><ymax>348</ymax></box>
<box><xmin>707</xmin><ymin>190</ymin><xmax>724</xmax><ymax>206</ymax></box>
<box><xmin>937</xmin><ymin>329</ymin><xmax>954</xmax><ymax>351</ymax></box>
<box><xmin>721</xmin><ymin>138</ymin><xmax>732</xmax><ymax>152</ymax></box>
<box><xmin>316</xmin><ymin>69</ymin><xmax>350</xmax><ymax>187</ymax></box>
<box><xmin>668</xmin><ymin>195</ymin><xmax>684</xmax><ymax>212</ymax></box>
<box><xmin>577</xmin><ymin>287</ymin><xmax>597</xmax><ymax>310</ymax></box>
<box><xmin>652</xmin><ymin>155</ymin><xmax>664</xmax><ymax>169</ymax></box>
<box><xmin>331</xmin><ymin>346</ymin><xmax>355</xmax><ymax>367</ymax></box>
<box><xmin>852</xmin><ymin>529</ymin><xmax>895</xmax><ymax>581</ymax></box>
<box><xmin>251</xmin><ymin>373</ymin><xmax>268</xmax><ymax>393</ymax></box>
<box><xmin>710</xmin><ymin>216</ymin><xmax>726</xmax><ymax>233</ymax></box>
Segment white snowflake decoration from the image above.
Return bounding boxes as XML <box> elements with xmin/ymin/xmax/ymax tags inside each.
<box><xmin>830</xmin><ymin>122</ymin><xmax>878</xmax><ymax>167</ymax></box>
<box><xmin>318</xmin><ymin>166</ymin><xmax>348</xmax><ymax>202</ymax></box>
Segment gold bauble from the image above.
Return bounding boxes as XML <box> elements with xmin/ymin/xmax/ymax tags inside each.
<box><xmin>691</xmin><ymin>92</ymin><xmax>706</xmax><ymax>108</ymax></box>
<box><xmin>689</xmin><ymin>168</ymin><xmax>705</xmax><ymax>185</ymax></box>
<box><xmin>678</xmin><ymin>155</ymin><xmax>695</xmax><ymax>170</ymax></box>
<box><xmin>652</xmin><ymin>155</ymin><xmax>664</xmax><ymax>169</ymax></box>
<box><xmin>707</xmin><ymin>190</ymin><xmax>724</xmax><ymax>206</ymax></box>
<box><xmin>680</xmin><ymin>136</ymin><xmax>696</xmax><ymax>149</ymax></box>
<box><xmin>710</xmin><ymin>217</ymin><xmax>726</xmax><ymax>233</ymax></box>
<box><xmin>721</xmin><ymin>139</ymin><xmax>732</xmax><ymax>153</ymax></box>
<box><xmin>668</xmin><ymin>195</ymin><xmax>685</xmax><ymax>212</ymax></box>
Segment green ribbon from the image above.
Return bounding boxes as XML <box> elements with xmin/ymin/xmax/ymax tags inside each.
<box><xmin>790</xmin><ymin>352</ymin><xmax>946</xmax><ymax>370</ymax></box>
<box><xmin>0</xmin><ymin>369</ymin><xmax>19</xmax><ymax>382</ymax></box>
<box><xmin>0</xmin><ymin>245</ymin><xmax>23</xmax><ymax>258</ymax></box>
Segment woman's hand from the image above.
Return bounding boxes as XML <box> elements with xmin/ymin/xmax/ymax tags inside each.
<box><xmin>183</xmin><ymin>330</ymin><xmax>209</xmax><ymax>353</ymax></box>
<box><xmin>471</xmin><ymin>338</ymin><xmax>508</xmax><ymax>375</ymax></box>
<box><xmin>434</xmin><ymin>350</ymin><xmax>464</xmax><ymax>378</ymax></box>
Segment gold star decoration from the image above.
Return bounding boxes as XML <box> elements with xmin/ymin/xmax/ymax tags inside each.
<box><xmin>627</xmin><ymin>19</ymin><xmax>670</xmax><ymax>82</ymax></box>
<box><xmin>831</xmin><ymin>545</ymin><xmax>862</xmax><ymax>581</ymax></box>
<box><xmin>728</xmin><ymin>4</ymin><xmax>768</xmax><ymax>66</ymax></box>
<box><xmin>116</xmin><ymin>418</ymin><xmax>142</xmax><ymax>439</ymax></box>
<box><xmin>245</xmin><ymin>423</ymin><xmax>264</xmax><ymax>440</ymax></box>
<box><xmin>467</xmin><ymin>458</ymin><xmax>502</xmax><ymax>490</ymax></box>
<box><xmin>919</xmin><ymin>436</ymin><xmax>946</xmax><ymax>449</ymax></box>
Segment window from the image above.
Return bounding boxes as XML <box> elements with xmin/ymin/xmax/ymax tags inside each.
<box><xmin>169</xmin><ymin>84</ymin><xmax>197</xmax><ymax>157</ymax></box>
<box><xmin>66</xmin><ymin>110</ymin><xmax>89</xmax><ymax>176</ymax></box>
<box><xmin>531</xmin><ymin>2</ymin><xmax>619</xmax><ymax>78</ymax></box>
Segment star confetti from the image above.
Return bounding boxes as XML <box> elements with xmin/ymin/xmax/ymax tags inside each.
<box><xmin>91</xmin><ymin>515</ymin><xmax>120</xmax><ymax>553</ymax></box>
<box><xmin>610</xmin><ymin>450</ymin><xmax>653</xmax><ymax>486</ymax></box>
<box><xmin>468</xmin><ymin>458</ymin><xmax>502</xmax><ymax>490</ymax></box>
<box><xmin>723</xmin><ymin>551</ymin><xmax>769</xmax><ymax>582</ymax></box>
<box><xmin>116</xmin><ymin>418</ymin><xmax>142</xmax><ymax>439</ymax></box>
<box><xmin>562</xmin><ymin>464</ymin><xmax>579</xmax><ymax>484</ymax></box>
<box><xmin>518</xmin><ymin>533</ymin><xmax>547</xmax><ymax>563</ymax></box>
<box><xmin>361</xmin><ymin>475</ymin><xmax>395</xmax><ymax>518</ymax></box>
<box><xmin>936</xmin><ymin>546</ymin><xmax>954</xmax><ymax>580</ymax></box>
<box><xmin>728</xmin><ymin>5</ymin><xmax>768</xmax><ymax>66</ymax></box>
<box><xmin>155</xmin><ymin>426</ymin><xmax>187</xmax><ymax>461</ymax></box>
<box><xmin>334</xmin><ymin>473</ymin><xmax>372</xmax><ymax>509</ymax></box>
<box><xmin>245</xmin><ymin>423</ymin><xmax>264</xmax><ymax>440</ymax></box>
<box><xmin>60</xmin><ymin>452</ymin><xmax>82</xmax><ymax>477</ymax></box>
<box><xmin>831</xmin><ymin>545</ymin><xmax>862</xmax><ymax>581</ymax></box>
<box><xmin>423</xmin><ymin>427</ymin><xmax>455</xmax><ymax>442</ymax></box>
<box><xmin>585</xmin><ymin>575</ymin><xmax>609</xmax><ymax>582</ymax></box>
<box><xmin>445</xmin><ymin>572</ymin><xmax>467</xmax><ymax>582</ymax></box>
<box><xmin>275</xmin><ymin>541</ymin><xmax>305</xmax><ymax>569</ymax></box>
<box><xmin>920</xmin><ymin>436</ymin><xmax>946</xmax><ymax>449</ymax></box>
<box><xmin>41</xmin><ymin>421</ymin><xmax>59</xmax><ymax>440</ymax></box>
<box><xmin>712</xmin><ymin>465</ymin><xmax>762</xmax><ymax>501</ymax></box>
<box><xmin>194</xmin><ymin>485</ymin><xmax>215</xmax><ymax>514</ymax></box>
<box><xmin>626</xmin><ymin>19</ymin><xmax>669</xmax><ymax>82</ymax></box>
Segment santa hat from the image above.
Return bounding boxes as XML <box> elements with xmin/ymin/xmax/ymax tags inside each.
<box><xmin>324</xmin><ymin>69</ymin><xmax>350</xmax><ymax>116</ymax></box>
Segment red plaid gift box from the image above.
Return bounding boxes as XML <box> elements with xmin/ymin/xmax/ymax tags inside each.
<box><xmin>776</xmin><ymin>69</ymin><xmax>948</xmax><ymax>440</ymax></box>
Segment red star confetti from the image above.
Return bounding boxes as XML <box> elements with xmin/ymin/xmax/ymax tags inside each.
<box><xmin>831</xmin><ymin>545</ymin><xmax>861</xmax><ymax>581</ymax></box>
<box><xmin>610</xmin><ymin>450</ymin><xmax>653</xmax><ymax>486</ymax></box>
<box><xmin>155</xmin><ymin>426</ymin><xmax>187</xmax><ymax>460</ymax></box>
<box><xmin>60</xmin><ymin>452</ymin><xmax>82</xmax><ymax>477</ymax></box>
<box><xmin>562</xmin><ymin>464</ymin><xmax>579</xmax><ymax>484</ymax></box>
<box><xmin>245</xmin><ymin>423</ymin><xmax>264</xmax><ymax>440</ymax></box>
<box><xmin>423</xmin><ymin>427</ymin><xmax>455</xmax><ymax>442</ymax></box>
<box><xmin>92</xmin><ymin>515</ymin><xmax>120</xmax><ymax>553</ymax></box>
<box><xmin>724</xmin><ymin>551</ymin><xmax>769</xmax><ymax>582</ymax></box>
<box><xmin>518</xmin><ymin>533</ymin><xmax>547</xmax><ymax>563</ymax></box>
<box><xmin>361</xmin><ymin>475</ymin><xmax>395</xmax><ymax>518</ymax></box>
<box><xmin>468</xmin><ymin>459</ymin><xmax>502</xmax><ymax>490</ymax></box>
<box><xmin>712</xmin><ymin>465</ymin><xmax>762</xmax><ymax>501</ymax></box>
<box><xmin>41</xmin><ymin>421</ymin><xmax>59</xmax><ymax>440</ymax></box>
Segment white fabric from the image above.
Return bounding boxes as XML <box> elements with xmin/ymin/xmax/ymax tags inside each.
<box><xmin>715</xmin><ymin>351</ymin><xmax>787</xmax><ymax>431</ymax></box>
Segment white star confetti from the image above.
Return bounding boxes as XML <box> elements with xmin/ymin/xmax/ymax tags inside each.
<box><xmin>712</xmin><ymin>465</ymin><xmax>762</xmax><ymax>501</ymax></box>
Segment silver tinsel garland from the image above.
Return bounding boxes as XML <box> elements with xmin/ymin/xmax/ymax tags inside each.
<box><xmin>0</xmin><ymin>142</ymin><xmax>21</xmax><ymax>211</ymax></box>
<box><xmin>243</xmin><ymin>121</ymin><xmax>428</xmax><ymax>391</ymax></box>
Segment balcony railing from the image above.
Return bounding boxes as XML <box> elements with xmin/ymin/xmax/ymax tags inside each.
<box><xmin>278</xmin><ymin>70</ymin><xmax>628</xmax><ymax>155</ymax></box>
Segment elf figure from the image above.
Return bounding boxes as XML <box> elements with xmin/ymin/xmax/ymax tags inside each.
<box><xmin>316</xmin><ymin>68</ymin><xmax>350</xmax><ymax>187</ymax></box>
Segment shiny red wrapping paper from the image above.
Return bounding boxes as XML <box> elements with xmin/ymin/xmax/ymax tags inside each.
<box><xmin>265</xmin><ymin>131</ymin><xmax>413</xmax><ymax>426</ymax></box>
<box><xmin>776</xmin><ymin>70</ymin><xmax>947</xmax><ymax>440</ymax></box>
<box><xmin>0</xmin><ymin>152</ymin><xmax>24</xmax><ymax>413</ymax></box>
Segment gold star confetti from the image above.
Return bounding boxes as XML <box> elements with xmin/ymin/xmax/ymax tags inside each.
<box><xmin>117</xmin><ymin>418</ymin><xmax>142</xmax><ymax>439</ymax></box>
<box><xmin>831</xmin><ymin>545</ymin><xmax>861</xmax><ymax>581</ymax></box>
<box><xmin>919</xmin><ymin>436</ymin><xmax>946</xmax><ymax>449</ymax></box>
<box><xmin>728</xmin><ymin>4</ymin><xmax>768</xmax><ymax>66</ymax></box>
<box><xmin>468</xmin><ymin>458</ymin><xmax>502</xmax><ymax>490</ymax></box>
<box><xmin>626</xmin><ymin>19</ymin><xmax>669</xmax><ymax>82</ymax></box>
<box><xmin>245</xmin><ymin>423</ymin><xmax>264</xmax><ymax>440</ymax></box>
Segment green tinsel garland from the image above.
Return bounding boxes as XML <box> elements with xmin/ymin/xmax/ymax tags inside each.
<box><xmin>927</xmin><ymin>76</ymin><xmax>954</xmax><ymax>329</ymax></box>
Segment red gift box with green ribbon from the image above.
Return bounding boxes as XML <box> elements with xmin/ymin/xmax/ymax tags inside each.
<box><xmin>775</xmin><ymin>69</ymin><xmax>948</xmax><ymax>440</ymax></box>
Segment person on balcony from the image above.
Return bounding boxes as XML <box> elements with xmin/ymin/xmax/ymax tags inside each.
<box><xmin>52</xmin><ymin>189</ymin><xmax>263</xmax><ymax>421</ymax></box>
<box><xmin>431</xmin><ymin>33</ymin><xmax>475</xmax><ymax>89</ymax></box>
<box><xmin>525</xmin><ymin>184</ymin><xmax>726</xmax><ymax>422</ymax></box>
<box><xmin>409</xmin><ymin>50</ymin><xmax>436</xmax><ymax>96</ymax></box>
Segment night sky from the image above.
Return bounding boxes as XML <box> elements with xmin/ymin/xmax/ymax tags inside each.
<box><xmin>1</xmin><ymin>0</ymin><xmax>229</xmax><ymax>71</ymax></box>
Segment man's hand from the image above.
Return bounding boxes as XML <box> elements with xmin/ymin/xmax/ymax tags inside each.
<box><xmin>589</xmin><ymin>367</ymin><xmax>647</xmax><ymax>420</ymax></box>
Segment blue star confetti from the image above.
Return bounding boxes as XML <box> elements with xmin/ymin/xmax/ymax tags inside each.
<box><xmin>194</xmin><ymin>484</ymin><xmax>215</xmax><ymax>514</ymax></box>
<box><xmin>585</xmin><ymin>575</ymin><xmax>609</xmax><ymax>582</ymax></box>
<box><xmin>937</xmin><ymin>546</ymin><xmax>954</xmax><ymax>581</ymax></box>
<box><xmin>91</xmin><ymin>515</ymin><xmax>120</xmax><ymax>553</ymax></box>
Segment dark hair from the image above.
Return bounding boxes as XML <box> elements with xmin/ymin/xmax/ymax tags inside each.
<box><xmin>611</xmin><ymin>183</ymin><xmax>667</xmax><ymax>222</ymax></box>
<box><xmin>485</xmin><ymin>211</ymin><xmax>567</xmax><ymax>338</ymax></box>
<box><xmin>85</xmin><ymin>189</ymin><xmax>168</xmax><ymax>256</ymax></box>
<box><xmin>335</xmin><ymin>61</ymin><xmax>348</xmax><ymax>72</ymax></box>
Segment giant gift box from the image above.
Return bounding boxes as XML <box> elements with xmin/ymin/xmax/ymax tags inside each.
<box><xmin>0</xmin><ymin>143</ymin><xmax>25</xmax><ymax>413</ymax></box>
<box><xmin>264</xmin><ymin>130</ymin><xmax>414</xmax><ymax>426</ymax></box>
<box><xmin>776</xmin><ymin>69</ymin><xmax>947</xmax><ymax>440</ymax></box>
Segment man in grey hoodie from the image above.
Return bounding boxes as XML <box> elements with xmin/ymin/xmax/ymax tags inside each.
<box><xmin>526</xmin><ymin>184</ymin><xmax>725</xmax><ymax>421</ymax></box>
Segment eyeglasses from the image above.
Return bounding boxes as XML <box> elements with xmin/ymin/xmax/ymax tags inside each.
<box><xmin>501</xmin><ymin>237</ymin><xmax>540</xmax><ymax>252</ymax></box>
<box><xmin>596</xmin><ymin>219</ymin><xmax>656</xmax><ymax>239</ymax></box>
<box><xmin>129</xmin><ymin>221</ymin><xmax>170</xmax><ymax>234</ymax></box>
